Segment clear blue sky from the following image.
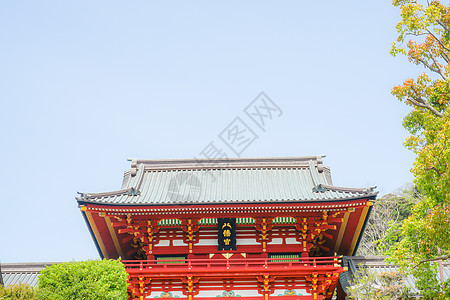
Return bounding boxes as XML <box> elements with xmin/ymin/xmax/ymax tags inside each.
<box><xmin>0</xmin><ymin>1</ymin><xmax>418</xmax><ymax>263</ymax></box>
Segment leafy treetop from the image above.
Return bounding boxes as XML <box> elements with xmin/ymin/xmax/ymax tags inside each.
<box><xmin>387</xmin><ymin>0</ymin><xmax>450</xmax><ymax>298</ymax></box>
<box><xmin>37</xmin><ymin>259</ymin><xmax>127</xmax><ymax>300</ymax></box>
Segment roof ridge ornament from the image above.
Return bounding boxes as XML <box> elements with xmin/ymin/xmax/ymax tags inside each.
<box><xmin>312</xmin><ymin>184</ymin><xmax>327</xmax><ymax>193</ymax></box>
<box><xmin>125</xmin><ymin>187</ymin><xmax>140</xmax><ymax>196</ymax></box>
<box><xmin>76</xmin><ymin>191</ymin><xmax>87</xmax><ymax>200</ymax></box>
<box><xmin>364</xmin><ymin>186</ymin><xmax>377</xmax><ymax>193</ymax></box>
<box><xmin>313</xmin><ymin>184</ymin><xmax>377</xmax><ymax>194</ymax></box>
<box><xmin>76</xmin><ymin>187</ymin><xmax>141</xmax><ymax>199</ymax></box>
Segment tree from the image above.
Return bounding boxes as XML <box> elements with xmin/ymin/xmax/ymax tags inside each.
<box><xmin>347</xmin><ymin>267</ymin><xmax>412</xmax><ymax>300</ymax></box>
<box><xmin>0</xmin><ymin>283</ymin><xmax>37</xmax><ymax>300</ymax></box>
<box><xmin>389</xmin><ymin>0</ymin><xmax>450</xmax><ymax>298</ymax></box>
<box><xmin>391</xmin><ymin>0</ymin><xmax>450</xmax><ymax>204</ymax></box>
<box><xmin>37</xmin><ymin>259</ymin><xmax>127</xmax><ymax>300</ymax></box>
<box><xmin>357</xmin><ymin>187</ymin><xmax>416</xmax><ymax>256</ymax></box>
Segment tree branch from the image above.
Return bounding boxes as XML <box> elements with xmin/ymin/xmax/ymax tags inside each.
<box><xmin>425</xmin><ymin>167</ymin><xmax>442</xmax><ymax>176</ymax></box>
<box><xmin>403</xmin><ymin>32</ymin><xmax>429</xmax><ymax>38</ymax></box>
<box><xmin>436</xmin><ymin>19</ymin><xmax>450</xmax><ymax>35</ymax></box>
<box><xmin>408</xmin><ymin>87</ymin><xmax>444</xmax><ymax>117</ymax></box>
<box><xmin>414</xmin><ymin>254</ymin><xmax>450</xmax><ymax>268</ymax></box>
<box><xmin>418</xmin><ymin>58</ymin><xmax>441</xmax><ymax>75</ymax></box>
<box><xmin>428</xmin><ymin>51</ymin><xmax>448</xmax><ymax>80</ymax></box>
<box><xmin>425</xmin><ymin>30</ymin><xmax>450</xmax><ymax>63</ymax></box>
<box><xmin>408</xmin><ymin>98</ymin><xmax>443</xmax><ymax>117</ymax></box>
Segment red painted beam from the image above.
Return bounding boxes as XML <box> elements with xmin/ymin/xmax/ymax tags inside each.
<box><xmin>124</xmin><ymin>259</ymin><xmax>344</xmax><ymax>279</ymax></box>
<box><xmin>176</xmin><ymin>297</ymin><xmax>321</xmax><ymax>300</ymax></box>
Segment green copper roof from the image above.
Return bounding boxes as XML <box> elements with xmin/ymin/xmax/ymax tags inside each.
<box><xmin>341</xmin><ymin>257</ymin><xmax>450</xmax><ymax>295</ymax></box>
<box><xmin>77</xmin><ymin>156</ymin><xmax>377</xmax><ymax>205</ymax></box>
<box><xmin>0</xmin><ymin>263</ymin><xmax>58</xmax><ymax>288</ymax></box>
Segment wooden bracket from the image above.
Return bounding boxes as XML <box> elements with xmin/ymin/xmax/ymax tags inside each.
<box><xmin>182</xmin><ymin>275</ymin><xmax>200</xmax><ymax>300</ymax></box>
<box><xmin>257</xmin><ymin>274</ymin><xmax>276</xmax><ymax>300</ymax></box>
<box><xmin>182</xmin><ymin>219</ymin><xmax>199</xmax><ymax>253</ymax></box>
<box><xmin>255</xmin><ymin>218</ymin><xmax>273</xmax><ymax>252</ymax></box>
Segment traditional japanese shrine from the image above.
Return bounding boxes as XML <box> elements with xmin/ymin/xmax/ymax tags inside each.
<box><xmin>76</xmin><ymin>156</ymin><xmax>377</xmax><ymax>300</ymax></box>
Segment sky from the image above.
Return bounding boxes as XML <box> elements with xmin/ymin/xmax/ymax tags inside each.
<box><xmin>0</xmin><ymin>1</ymin><xmax>419</xmax><ymax>263</ymax></box>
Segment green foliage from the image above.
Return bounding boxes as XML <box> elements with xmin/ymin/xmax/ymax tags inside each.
<box><xmin>0</xmin><ymin>283</ymin><xmax>37</xmax><ymax>300</ymax></box>
<box><xmin>391</xmin><ymin>0</ymin><xmax>450</xmax><ymax>206</ymax></box>
<box><xmin>411</xmin><ymin>263</ymin><xmax>443</xmax><ymax>299</ymax></box>
<box><xmin>391</xmin><ymin>0</ymin><xmax>450</xmax><ymax>118</ymax></box>
<box><xmin>377</xmin><ymin>220</ymin><xmax>403</xmax><ymax>255</ymax></box>
<box><xmin>410</xmin><ymin>114</ymin><xmax>450</xmax><ymax>205</ymax></box>
<box><xmin>385</xmin><ymin>199</ymin><xmax>450</xmax><ymax>298</ymax></box>
<box><xmin>347</xmin><ymin>267</ymin><xmax>412</xmax><ymax>300</ymax></box>
<box><xmin>37</xmin><ymin>259</ymin><xmax>127</xmax><ymax>300</ymax></box>
<box><xmin>390</xmin><ymin>0</ymin><xmax>450</xmax><ymax>298</ymax></box>
<box><xmin>357</xmin><ymin>187</ymin><xmax>416</xmax><ymax>256</ymax></box>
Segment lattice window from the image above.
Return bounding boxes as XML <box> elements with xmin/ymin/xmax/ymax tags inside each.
<box><xmin>198</xmin><ymin>218</ymin><xmax>256</xmax><ymax>225</ymax></box>
<box><xmin>272</xmin><ymin>217</ymin><xmax>297</xmax><ymax>225</ymax></box>
<box><xmin>269</xmin><ymin>253</ymin><xmax>300</xmax><ymax>262</ymax></box>
<box><xmin>155</xmin><ymin>256</ymin><xmax>186</xmax><ymax>264</ymax></box>
<box><xmin>199</xmin><ymin>218</ymin><xmax>217</xmax><ymax>225</ymax></box>
<box><xmin>158</xmin><ymin>219</ymin><xmax>182</xmax><ymax>226</ymax></box>
<box><xmin>236</xmin><ymin>217</ymin><xmax>256</xmax><ymax>225</ymax></box>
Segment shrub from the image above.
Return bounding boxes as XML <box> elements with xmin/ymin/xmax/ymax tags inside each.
<box><xmin>347</xmin><ymin>266</ymin><xmax>412</xmax><ymax>300</ymax></box>
<box><xmin>0</xmin><ymin>283</ymin><xmax>37</xmax><ymax>300</ymax></box>
<box><xmin>37</xmin><ymin>259</ymin><xmax>127</xmax><ymax>300</ymax></box>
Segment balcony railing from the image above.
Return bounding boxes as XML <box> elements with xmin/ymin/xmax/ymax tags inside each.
<box><xmin>123</xmin><ymin>256</ymin><xmax>343</xmax><ymax>275</ymax></box>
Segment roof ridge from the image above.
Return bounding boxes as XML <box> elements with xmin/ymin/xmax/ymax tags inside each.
<box><xmin>128</xmin><ymin>156</ymin><xmax>325</xmax><ymax>163</ymax></box>
<box><xmin>129</xmin><ymin>156</ymin><xmax>326</xmax><ymax>174</ymax></box>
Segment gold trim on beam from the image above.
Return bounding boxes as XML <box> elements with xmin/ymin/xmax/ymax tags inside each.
<box><xmin>334</xmin><ymin>212</ymin><xmax>350</xmax><ymax>253</ymax></box>
<box><xmin>105</xmin><ymin>216</ymin><xmax>125</xmax><ymax>258</ymax></box>
<box><xmin>85</xmin><ymin>211</ymin><xmax>109</xmax><ymax>259</ymax></box>
<box><xmin>347</xmin><ymin>202</ymin><xmax>372</xmax><ymax>255</ymax></box>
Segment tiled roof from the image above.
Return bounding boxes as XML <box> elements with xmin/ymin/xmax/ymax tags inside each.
<box><xmin>77</xmin><ymin>157</ymin><xmax>377</xmax><ymax>205</ymax></box>
<box><xmin>0</xmin><ymin>263</ymin><xmax>57</xmax><ymax>288</ymax></box>
<box><xmin>2</xmin><ymin>272</ymin><xmax>40</xmax><ymax>287</ymax></box>
<box><xmin>341</xmin><ymin>256</ymin><xmax>450</xmax><ymax>295</ymax></box>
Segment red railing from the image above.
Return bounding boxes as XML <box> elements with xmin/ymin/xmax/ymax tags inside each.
<box><xmin>123</xmin><ymin>256</ymin><xmax>342</xmax><ymax>273</ymax></box>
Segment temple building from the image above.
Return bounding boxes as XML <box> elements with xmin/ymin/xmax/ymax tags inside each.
<box><xmin>76</xmin><ymin>156</ymin><xmax>377</xmax><ymax>300</ymax></box>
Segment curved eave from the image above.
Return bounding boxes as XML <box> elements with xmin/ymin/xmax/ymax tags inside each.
<box><xmin>80</xmin><ymin>210</ymin><xmax>105</xmax><ymax>259</ymax></box>
<box><xmin>351</xmin><ymin>204</ymin><xmax>373</xmax><ymax>256</ymax></box>
<box><xmin>77</xmin><ymin>192</ymin><xmax>378</xmax><ymax>207</ymax></box>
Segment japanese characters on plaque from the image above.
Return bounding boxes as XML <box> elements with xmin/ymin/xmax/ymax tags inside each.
<box><xmin>217</xmin><ymin>218</ymin><xmax>237</xmax><ymax>251</ymax></box>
